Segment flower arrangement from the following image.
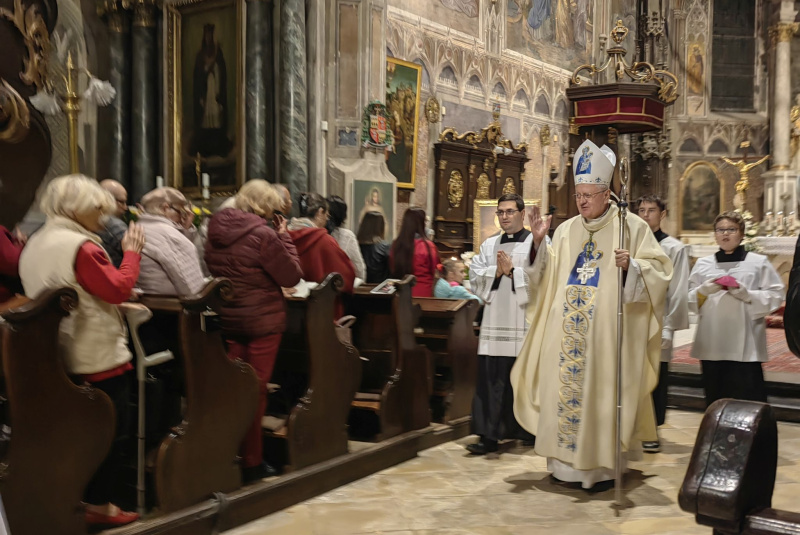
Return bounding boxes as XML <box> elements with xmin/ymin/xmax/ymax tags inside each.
<box><xmin>735</xmin><ymin>209</ymin><xmax>762</xmax><ymax>253</ymax></box>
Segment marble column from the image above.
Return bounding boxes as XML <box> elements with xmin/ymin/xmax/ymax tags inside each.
<box><xmin>279</xmin><ymin>0</ymin><xmax>309</xmax><ymax>209</ymax></box>
<box><xmin>762</xmin><ymin>2</ymin><xmax>799</xmax><ymax>228</ymax></box>
<box><xmin>131</xmin><ymin>0</ymin><xmax>158</xmax><ymax>202</ymax></box>
<box><xmin>100</xmin><ymin>3</ymin><xmax>131</xmax><ymax>188</ymax></box>
<box><xmin>306</xmin><ymin>0</ymin><xmax>325</xmax><ymax>196</ymax></box>
<box><xmin>245</xmin><ymin>0</ymin><xmax>273</xmax><ymax>181</ymax></box>
<box><xmin>770</xmin><ymin>21</ymin><xmax>798</xmax><ymax>170</ymax></box>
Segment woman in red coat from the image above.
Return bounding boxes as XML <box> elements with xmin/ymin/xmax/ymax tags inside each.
<box><xmin>390</xmin><ymin>207</ymin><xmax>438</xmax><ymax>297</ymax></box>
<box><xmin>287</xmin><ymin>192</ymin><xmax>356</xmax><ymax>295</ymax></box>
<box><xmin>205</xmin><ymin>180</ymin><xmax>303</xmax><ymax>482</ymax></box>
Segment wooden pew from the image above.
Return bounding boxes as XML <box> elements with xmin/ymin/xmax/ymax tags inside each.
<box><xmin>0</xmin><ymin>288</ymin><xmax>115</xmax><ymax>535</ymax></box>
<box><xmin>413</xmin><ymin>297</ymin><xmax>480</xmax><ymax>425</ymax></box>
<box><xmin>679</xmin><ymin>399</ymin><xmax>792</xmax><ymax>535</ymax></box>
<box><xmin>142</xmin><ymin>279</ymin><xmax>260</xmax><ymax>513</ymax></box>
<box><xmin>349</xmin><ymin>276</ymin><xmax>432</xmax><ymax>440</ymax></box>
<box><xmin>263</xmin><ymin>273</ymin><xmax>362</xmax><ymax>471</ymax></box>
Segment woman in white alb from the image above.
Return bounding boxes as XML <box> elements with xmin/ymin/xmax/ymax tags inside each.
<box><xmin>689</xmin><ymin>211</ymin><xmax>784</xmax><ymax>406</ymax></box>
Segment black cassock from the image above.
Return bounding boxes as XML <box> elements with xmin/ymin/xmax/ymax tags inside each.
<box><xmin>785</xmin><ymin>238</ymin><xmax>800</xmax><ymax>357</ymax></box>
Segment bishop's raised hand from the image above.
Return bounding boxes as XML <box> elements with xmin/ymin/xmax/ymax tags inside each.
<box><xmin>528</xmin><ymin>205</ymin><xmax>551</xmax><ymax>248</ymax></box>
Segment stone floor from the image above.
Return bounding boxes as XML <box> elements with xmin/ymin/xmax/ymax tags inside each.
<box><xmin>223</xmin><ymin>410</ymin><xmax>800</xmax><ymax>534</ymax></box>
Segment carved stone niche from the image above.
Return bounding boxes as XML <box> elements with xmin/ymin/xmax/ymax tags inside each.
<box><xmin>433</xmin><ymin>112</ymin><xmax>529</xmax><ymax>252</ymax></box>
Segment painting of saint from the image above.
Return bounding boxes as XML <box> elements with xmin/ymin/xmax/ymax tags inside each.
<box><xmin>388</xmin><ymin>0</ymin><xmax>478</xmax><ymax>35</ymax></box>
<box><xmin>192</xmin><ymin>23</ymin><xmax>233</xmax><ymax>158</ymax></box>
<box><xmin>439</xmin><ymin>0</ymin><xmax>478</xmax><ymax>18</ymax></box>
<box><xmin>680</xmin><ymin>163</ymin><xmax>721</xmax><ymax>232</ymax></box>
<box><xmin>353</xmin><ymin>180</ymin><xmax>395</xmax><ymax>241</ymax></box>
<box><xmin>385</xmin><ymin>58</ymin><xmax>421</xmax><ymax>189</ymax></box>
<box><xmin>687</xmin><ymin>44</ymin><xmax>705</xmax><ymax>96</ymax></box>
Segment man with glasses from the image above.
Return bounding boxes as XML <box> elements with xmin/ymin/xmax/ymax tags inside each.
<box><xmin>511</xmin><ymin>139</ymin><xmax>672</xmax><ymax>490</ymax></box>
<box><xmin>635</xmin><ymin>195</ymin><xmax>689</xmax><ymax>453</ymax></box>
<box><xmin>98</xmin><ymin>179</ymin><xmax>130</xmax><ymax>268</ymax></box>
<box><xmin>467</xmin><ymin>193</ymin><xmax>539</xmax><ymax>455</ymax></box>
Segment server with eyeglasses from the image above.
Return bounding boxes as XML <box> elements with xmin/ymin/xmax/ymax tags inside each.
<box><xmin>466</xmin><ymin>193</ymin><xmax>539</xmax><ymax>455</ymax></box>
<box><xmin>688</xmin><ymin>210</ymin><xmax>784</xmax><ymax>406</ymax></box>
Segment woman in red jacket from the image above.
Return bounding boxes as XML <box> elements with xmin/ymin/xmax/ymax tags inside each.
<box><xmin>390</xmin><ymin>207</ymin><xmax>439</xmax><ymax>297</ymax></box>
<box><xmin>287</xmin><ymin>192</ymin><xmax>356</xmax><ymax>294</ymax></box>
<box><xmin>204</xmin><ymin>180</ymin><xmax>303</xmax><ymax>482</ymax></box>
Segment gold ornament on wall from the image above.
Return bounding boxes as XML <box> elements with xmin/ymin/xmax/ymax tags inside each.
<box><xmin>447</xmin><ymin>169</ymin><xmax>464</xmax><ymax>207</ymax></box>
<box><xmin>0</xmin><ymin>79</ymin><xmax>30</xmax><ymax>143</ymax></box>
<box><xmin>540</xmin><ymin>125</ymin><xmax>551</xmax><ymax>146</ymax></box>
<box><xmin>0</xmin><ymin>0</ymin><xmax>51</xmax><ymax>89</ymax></box>
<box><xmin>425</xmin><ymin>96</ymin><xmax>441</xmax><ymax>124</ymax></box>
<box><xmin>502</xmin><ymin>177</ymin><xmax>516</xmax><ymax>195</ymax></box>
<box><xmin>476</xmin><ymin>173</ymin><xmax>491</xmax><ymax>199</ymax></box>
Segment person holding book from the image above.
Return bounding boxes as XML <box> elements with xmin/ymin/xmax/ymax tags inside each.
<box><xmin>689</xmin><ymin>211</ymin><xmax>784</xmax><ymax>406</ymax></box>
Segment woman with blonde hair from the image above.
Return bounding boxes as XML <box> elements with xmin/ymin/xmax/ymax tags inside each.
<box><xmin>204</xmin><ymin>179</ymin><xmax>303</xmax><ymax>482</ymax></box>
<box><xmin>20</xmin><ymin>174</ymin><xmax>145</xmax><ymax>527</ymax></box>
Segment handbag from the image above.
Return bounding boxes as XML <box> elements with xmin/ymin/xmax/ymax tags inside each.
<box><xmin>335</xmin><ymin>315</ymin><xmax>357</xmax><ymax>346</ymax></box>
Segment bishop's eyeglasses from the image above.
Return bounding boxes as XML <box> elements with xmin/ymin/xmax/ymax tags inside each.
<box><xmin>573</xmin><ymin>191</ymin><xmax>606</xmax><ymax>201</ymax></box>
<box><xmin>495</xmin><ymin>209</ymin><xmax>520</xmax><ymax>218</ymax></box>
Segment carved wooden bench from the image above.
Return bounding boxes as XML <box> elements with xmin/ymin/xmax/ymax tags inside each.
<box><xmin>413</xmin><ymin>297</ymin><xmax>480</xmax><ymax>424</ymax></box>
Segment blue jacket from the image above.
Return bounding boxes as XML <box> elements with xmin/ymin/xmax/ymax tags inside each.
<box><xmin>434</xmin><ymin>278</ymin><xmax>483</xmax><ymax>304</ymax></box>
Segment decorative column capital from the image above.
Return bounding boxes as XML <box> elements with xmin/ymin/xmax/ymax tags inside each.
<box><xmin>131</xmin><ymin>0</ymin><xmax>157</xmax><ymax>28</ymax></box>
<box><xmin>97</xmin><ymin>0</ymin><xmax>130</xmax><ymax>32</ymax></box>
<box><xmin>770</xmin><ymin>22</ymin><xmax>799</xmax><ymax>46</ymax></box>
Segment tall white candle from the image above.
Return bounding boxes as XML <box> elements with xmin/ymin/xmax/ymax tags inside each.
<box><xmin>156</xmin><ymin>175</ymin><xmax>164</xmax><ymax>188</ymax></box>
<box><xmin>202</xmin><ymin>173</ymin><xmax>210</xmax><ymax>188</ymax></box>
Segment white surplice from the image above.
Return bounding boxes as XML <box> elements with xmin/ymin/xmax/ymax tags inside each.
<box><xmin>659</xmin><ymin>235</ymin><xmax>690</xmax><ymax>361</ymax></box>
<box><xmin>689</xmin><ymin>252</ymin><xmax>784</xmax><ymax>363</ymax></box>
<box><xmin>470</xmin><ymin>230</ymin><xmax>537</xmax><ymax>357</ymax></box>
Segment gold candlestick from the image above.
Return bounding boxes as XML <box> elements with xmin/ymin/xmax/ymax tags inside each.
<box><xmin>64</xmin><ymin>53</ymin><xmax>81</xmax><ymax>174</ymax></box>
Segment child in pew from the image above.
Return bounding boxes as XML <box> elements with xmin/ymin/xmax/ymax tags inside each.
<box><xmin>434</xmin><ymin>259</ymin><xmax>482</xmax><ymax>303</ymax></box>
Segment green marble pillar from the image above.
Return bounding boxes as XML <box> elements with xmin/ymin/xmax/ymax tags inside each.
<box><xmin>279</xmin><ymin>0</ymin><xmax>308</xmax><ymax>207</ymax></box>
<box><xmin>130</xmin><ymin>0</ymin><xmax>158</xmax><ymax>202</ymax></box>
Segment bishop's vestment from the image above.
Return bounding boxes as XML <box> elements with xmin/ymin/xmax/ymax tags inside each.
<box><xmin>510</xmin><ymin>205</ymin><xmax>672</xmax><ymax>487</ymax></box>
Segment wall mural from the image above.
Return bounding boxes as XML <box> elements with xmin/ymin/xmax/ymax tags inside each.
<box><xmin>386</xmin><ymin>57</ymin><xmax>421</xmax><ymax>189</ymax></box>
<box><xmin>679</xmin><ymin>161</ymin><xmax>723</xmax><ymax>234</ymax></box>
<box><xmin>387</xmin><ymin>0</ymin><xmax>479</xmax><ymax>36</ymax></box>
<box><xmin>506</xmin><ymin>0</ymin><xmax>592</xmax><ymax>70</ymax></box>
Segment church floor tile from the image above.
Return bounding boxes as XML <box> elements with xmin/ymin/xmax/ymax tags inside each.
<box><xmin>224</xmin><ymin>411</ymin><xmax>800</xmax><ymax>534</ymax></box>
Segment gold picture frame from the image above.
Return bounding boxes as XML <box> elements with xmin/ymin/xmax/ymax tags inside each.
<box><xmin>385</xmin><ymin>57</ymin><xmax>422</xmax><ymax>189</ymax></box>
<box><xmin>678</xmin><ymin>161</ymin><xmax>724</xmax><ymax>236</ymax></box>
<box><xmin>165</xmin><ymin>0</ymin><xmax>244</xmax><ymax>195</ymax></box>
<box><xmin>473</xmin><ymin>198</ymin><xmax>540</xmax><ymax>251</ymax></box>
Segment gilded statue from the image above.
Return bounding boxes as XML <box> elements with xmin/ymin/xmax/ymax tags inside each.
<box><xmin>721</xmin><ymin>154</ymin><xmax>770</xmax><ymax>193</ymax></box>
<box><xmin>502</xmin><ymin>177</ymin><xmax>516</xmax><ymax>195</ymax></box>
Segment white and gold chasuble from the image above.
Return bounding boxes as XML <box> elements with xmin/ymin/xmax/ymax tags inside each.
<box><xmin>511</xmin><ymin>205</ymin><xmax>672</xmax><ymax>483</ymax></box>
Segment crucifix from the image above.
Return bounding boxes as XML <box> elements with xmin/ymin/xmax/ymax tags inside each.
<box><xmin>721</xmin><ymin>138</ymin><xmax>770</xmax><ymax>212</ymax></box>
<box><xmin>577</xmin><ymin>262</ymin><xmax>596</xmax><ymax>284</ymax></box>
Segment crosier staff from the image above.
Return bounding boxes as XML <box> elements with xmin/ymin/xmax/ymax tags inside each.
<box><xmin>614</xmin><ymin>157</ymin><xmax>630</xmax><ymax>506</ymax></box>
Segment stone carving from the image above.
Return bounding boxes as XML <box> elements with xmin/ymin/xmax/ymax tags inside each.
<box><xmin>448</xmin><ymin>169</ymin><xmax>464</xmax><ymax>207</ymax></box>
<box><xmin>425</xmin><ymin>96</ymin><xmax>440</xmax><ymax>123</ymax></box>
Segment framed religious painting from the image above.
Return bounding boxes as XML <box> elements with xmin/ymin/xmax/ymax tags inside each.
<box><xmin>349</xmin><ymin>175</ymin><xmax>398</xmax><ymax>242</ymax></box>
<box><xmin>165</xmin><ymin>0</ymin><xmax>244</xmax><ymax>195</ymax></box>
<box><xmin>473</xmin><ymin>198</ymin><xmax>539</xmax><ymax>251</ymax></box>
<box><xmin>678</xmin><ymin>161</ymin><xmax>724</xmax><ymax>236</ymax></box>
<box><xmin>385</xmin><ymin>57</ymin><xmax>422</xmax><ymax>189</ymax></box>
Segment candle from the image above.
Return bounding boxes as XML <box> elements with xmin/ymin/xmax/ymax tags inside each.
<box><xmin>156</xmin><ymin>175</ymin><xmax>164</xmax><ymax>188</ymax></box>
<box><xmin>202</xmin><ymin>173</ymin><xmax>210</xmax><ymax>188</ymax></box>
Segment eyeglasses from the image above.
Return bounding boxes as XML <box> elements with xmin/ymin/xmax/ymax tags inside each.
<box><xmin>495</xmin><ymin>209</ymin><xmax>520</xmax><ymax>218</ymax></box>
<box><xmin>573</xmin><ymin>191</ymin><xmax>606</xmax><ymax>201</ymax></box>
<box><xmin>714</xmin><ymin>228</ymin><xmax>739</xmax><ymax>235</ymax></box>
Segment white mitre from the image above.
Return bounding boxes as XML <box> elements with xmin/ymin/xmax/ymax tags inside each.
<box><xmin>572</xmin><ymin>139</ymin><xmax>616</xmax><ymax>186</ymax></box>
